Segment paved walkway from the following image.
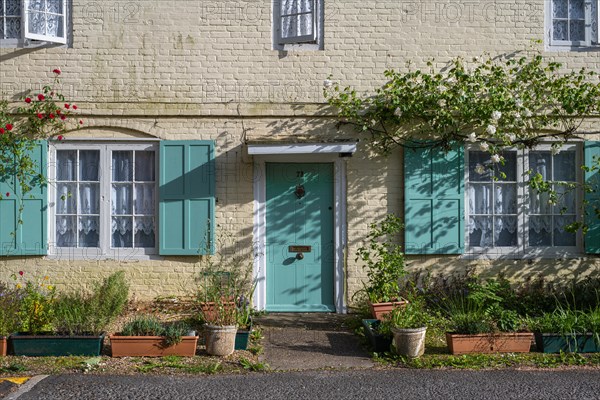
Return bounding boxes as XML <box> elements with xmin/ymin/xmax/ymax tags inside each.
<box><xmin>255</xmin><ymin>313</ymin><xmax>374</xmax><ymax>371</ymax></box>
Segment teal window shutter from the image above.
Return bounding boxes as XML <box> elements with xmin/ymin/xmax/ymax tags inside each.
<box><xmin>584</xmin><ymin>141</ymin><xmax>600</xmax><ymax>254</ymax></box>
<box><xmin>159</xmin><ymin>141</ymin><xmax>215</xmax><ymax>255</ymax></box>
<box><xmin>0</xmin><ymin>140</ymin><xmax>47</xmax><ymax>256</ymax></box>
<box><xmin>404</xmin><ymin>144</ymin><xmax>464</xmax><ymax>254</ymax></box>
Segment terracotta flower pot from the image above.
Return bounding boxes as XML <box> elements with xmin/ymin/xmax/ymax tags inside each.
<box><xmin>445</xmin><ymin>332</ymin><xmax>533</xmax><ymax>355</ymax></box>
<box><xmin>109</xmin><ymin>335</ymin><xmax>198</xmax><ymax>357</ymax></box>
<box><xmin>368</xmin><ymin>300</ymin><xmax>408</xmax><ymax>320</ymax></box>
<box><xmin>0</xmin><ymin>336</ymin><xmax>7</xmax><ymax>356</ymax></box>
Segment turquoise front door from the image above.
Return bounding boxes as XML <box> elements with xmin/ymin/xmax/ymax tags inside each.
<box><xmin>265</xmin><ymin>163</ymin><xmax>335</xmax><ymax>312</ymax></box>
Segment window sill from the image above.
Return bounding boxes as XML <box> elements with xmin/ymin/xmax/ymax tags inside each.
<box><xmin>462</xmin><ymin>248</ymin><xmax>585</xmax><ymax>260</ymax></box>
<box><xmin>544</xmin><ymin>44</ymin><xmax>600</xmax><ymax>52</ymax></box>
<box><xmin>46</xmin><ymin>250</ymin><xmax>162</xmax><ymax>262</ymax></box>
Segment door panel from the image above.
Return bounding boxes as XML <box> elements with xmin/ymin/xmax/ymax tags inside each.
<box><xmin>266</xmin><ymin>163</ymin><xmax>335</xmax><ymax>312</ymax></box>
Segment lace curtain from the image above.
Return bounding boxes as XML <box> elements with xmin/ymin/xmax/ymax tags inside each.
<box><xmin>111</xmin><ymin>151</ymin><xmax>155</xmax><ymax>248</ymax></box>
<box><xmin>2</xmin><ymin>0</ymin><xmax>21</xmax><ymax>39</ymax></box>
<box><xmin>281</xmin><ymin>0</ymin><xmax>314</xmax><ymax>40</ymax></box>
<box><xmin>56</xmin><ymin>151</ymin><xmax>100</xmax><ymax>248</ymax></box>
<box><xmin>55</xmin><ymin>150</ymin><xmax>155</xmax><ymax>248</ymax></box>
<box><xmin>467</xmin><ymin>184</ymin><xmax>518</xmax><ymax>247</ymax></box>
<box><xmin>28</xmin><ymin>0</ymin><xmax>64</xmax><ymax>38</ymax></box>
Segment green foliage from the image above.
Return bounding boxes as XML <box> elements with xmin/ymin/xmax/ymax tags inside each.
<box><xmin>52</xmin><ymin>271</ymin><xmax>129</xmax><ymax>335</ymax></box>
<box><xmin>121</xmin><ymin>315</ymin><xmax>192</xmax><ymax>346</ymax></box>
<box><xmin>325</xmin><ymin>53</ymin><xmax>600</xmax><ymax>155</ymax></box>
<box><xmin>0</xmin><ymin>282</ymin><xmax>22</xmax><ymax>336</ymax></box>
<box><xmin>239</xmin><ymin>357</ymin><xmax>268</xmax><ymax>372</ymax></box>
<box><xmin>355</xmin><ymin>214</ymin><xmax>406</xmax><ymax>303</ymax></box>
<box><xmin>387</xmin><ymin>298</ymin><xmax>428</xmax><ymax>330</ymax></box>
<box><xmin>195</xmin><ymin>242</ymin><xmax>257</xmax><ymax>326</ymax></box>
<box><xmin>18</xmin><ymin>277</ymin><xmax>56</xmax><ymax>335</ymax></box>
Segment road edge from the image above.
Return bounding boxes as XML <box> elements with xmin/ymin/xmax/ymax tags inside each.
<box><xmin>2</xmin><ymin>375</ymin><xmax>49</xmax><ymax>400</ymax></box>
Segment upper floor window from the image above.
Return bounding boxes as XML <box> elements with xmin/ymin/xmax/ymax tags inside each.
<box><xmin>547</xmin><ymin>0</ymin><xmax>599</xmax><ymax>48</ymax></box>
<box><xmin>1</xmin><ymin>0</ymin><xmax>69</xmax><ymax>46</ymax></box>
<box><xmin>273</xmin><ymin>0</ymin><xmax>324</xmax><ymax>50</ymax></box>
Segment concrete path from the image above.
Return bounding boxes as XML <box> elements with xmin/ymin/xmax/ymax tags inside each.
<box><xmin>255</xmin><ymin>313</ymin><xmax>374</xmax><ymax>371</ymax></box>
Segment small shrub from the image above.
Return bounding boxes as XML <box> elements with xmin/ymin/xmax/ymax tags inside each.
<box><xmin>121</xmin><ymin>315</ymin><xmax>192</xmax><ymax>346</ymax></box>
<box><xmin>0</xmin><ymin>282</ymin><xmax>21</xmax><ymax>336</ymax></box>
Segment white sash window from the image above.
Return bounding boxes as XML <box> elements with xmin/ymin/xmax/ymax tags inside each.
<box><xmin>1</xmin><ymin>0</ymin><xmax>68</xmax><ymax>45</ymax></box>
<box><xmin>548</xmin><ymin>0</ymin><xmax>599</xmax><ymax>47</ymax></box>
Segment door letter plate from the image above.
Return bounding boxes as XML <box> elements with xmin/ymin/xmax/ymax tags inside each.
<box><xmin>289</xmin><ymin>245</ymin><xmax>311</xmax><ymax>253</ymax></box>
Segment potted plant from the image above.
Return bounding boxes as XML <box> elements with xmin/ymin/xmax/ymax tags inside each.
<box><xmin>0</xmin><ymin>282</ymin><xmax>21</xmax><ymax>356</ymax></box>
<box><xmin>528</xmin><ymin>304</ymin><xmax>600</xmax><ymax>354</ymax></box>
<box><xmin>10</xmin><ymin>271</ymin><xmax>129</xmax><ymax>357</ymax></box>
<box><xmin>361</xmin><ymin>319</ymin><xmax>393</xmax><ymax>353</ymax></box>
<box><xmin>235</xmin><ymin>295</ymin><xmax>254</xmax><ymax>351</ymax></box>
<box><xmin>195</xmin><ymin>249</ymin><xmax>257</xmax><ymax>356</ymax></box>
<box><xmin>355</xmin><ymin>215</ymin><xmax>408</xmax><ymax>320</ymax></box>
<box><xmin>443</xmin><ymin>294</ymin><xmax>532</xmax><ymax>355</ymax></box>
<box><xmin>110</xmin><ymin>315</ymin><xmax>198</xmax><ymax>357</ymax></box>
<box><xmin>387</xmin><ymin>298</ymin><xmax>428</xmax><ymax>358</ymax></box>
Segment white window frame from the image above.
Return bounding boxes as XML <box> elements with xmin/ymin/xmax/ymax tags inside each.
<box><xmin>48</xmin><ymin>142</ymin><xmax>159</xmax><ymax>260</ymax></box>
<box><xmin>464</xmin><ymin>144</ymin><xmax>583</xmax><ymax>259</ymax></box>
<box><xmin>1</xmin><ymin>0</ymin><xmax>69</xmax><ymax>47</ymax></box>
<box><xmin>273</xmin><ymin>0</ymin><xmax>324</xmax><ymax>51</ymax></box>
<box><xmin>546</xmin><ymin>0</ymin><xmax>600</xmax><ymax>49</ymax></box>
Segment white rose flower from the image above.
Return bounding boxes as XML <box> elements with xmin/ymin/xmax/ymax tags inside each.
<box><xmin>394</xmin><ymin>107</ymin><xmax>402</xmax><ymax>117</ymax></box>
<box><xmin>507</xmin><ymin>133</ymin><xmax>517</xmax><ymax>142</ymax></box>
<box><xmin>515</xmin><ymin>113</ymin><xmax>522</xmax><ymax>120</ymax></box>
<box><xmin>323</xmin><ymin>79</ymin><xmax>333</xmax><ymax>89</ymax></box>
<box><xmin>479</xmin><ymin>142</ymin><xmax>489</xmax><ymax>151</ymax></box>
<box><xmin>467</xmin><ymin>132</ymin><xmax>477</xmax><ymax>143</ymax></box>
<box><xmin>438</xmin><ymin>99</ymin><xmax>447</xmax><ymax>107</ymax></box>
<box><xmin>551</xmin><ymin>146</ymin><xmax>562</xmax><ymax>156</ymax></box>
<box><xmin>486</xmin><ymin>125</ymin><xmax>497</xmax><ymax>135</ymax></box>
<box><xmin>490</xmin><ymin>154</ymin><xmax>501</xmax><ymax>163</ymax></box>
<box><xmin>524</xmin><ymin>109</ymin><xmax>533</xmax><ymax>117</ymax></box>
<box><xmin>474</xmin><ymin>164</ymin><xmax>486</xmax><ymax>175</ymax></box>
<box><xmin>515</xmin><ymin>99</ymin><xmax>524</xmax><ymax>108</ymax></box>
<box><xmin>371</xmin><ymin>119</ymin><xmax>377</xmax><ymax>126</ymax></box>
<box><xmin>491</xmin><ymin>111</ymin><xmax>502</xmax><ymax>121</ymax></box>
<box><xmin>437</xmin><ymin>85</ymin><xmax>447</xmax><ymax>93</ymax></box>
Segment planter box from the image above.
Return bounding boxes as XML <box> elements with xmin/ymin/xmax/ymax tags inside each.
<box><xmin>445</xmin><ymin>332</ymin><xmax>533</xmax><ymax>355</ymax></box>
<box><xmin>534</xmin><ymin>333</ymin><xmax>600</xmax><ymax>354</ymax></box>
<box><xmin>109</xmin><ymin>335</ymin><xmax>198</xmax><ymax>357</ymax></box>
<box><xmin>368</xmin><ymin>300</ymin><xmax>408</xmax><ymax>320</ymax></box>
<box><xmin>362</xmin><ymin>319</ymin><xmax>392</xmax><ymax>353</ymax></box>
<box><xmin>1</xmin><ymin>336</ymin><xmax>7</xmax><ymax>356</ymax></box>
<box><xmin>10</xmin><ymin>333</ymin><xmax>105</xmax><ymax>357</ymax></box>
<box><xmin>235</xmin><ymin>326</ymin><xmax>253</xmax><ymax>351</ymax></box>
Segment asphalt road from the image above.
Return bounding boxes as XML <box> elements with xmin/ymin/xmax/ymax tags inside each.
<box><xmin>10</xmin><ymin>369</ymin><xmax>600</xmax><ymax>400</ymax></box>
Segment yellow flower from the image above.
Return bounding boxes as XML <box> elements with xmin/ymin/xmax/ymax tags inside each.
<box><xmin>16</xmin><ymin>283</ymin><xmax>21</xmax><ymax>289</ymax></box>
<box><xmin>47</xmin><ymin>285</ymin><xmax>54</xmax><ymax>290</ymax></box>
<box><xmin>44</xmin><ymin>276</ymin><xmax>49</xmax><ymax>280</ymax></box>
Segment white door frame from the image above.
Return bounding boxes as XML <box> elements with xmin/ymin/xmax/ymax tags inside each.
<box><xmin>252</xmin><ymin>154</ymin><xmax>348</xmax><ymax>313</ymax></box>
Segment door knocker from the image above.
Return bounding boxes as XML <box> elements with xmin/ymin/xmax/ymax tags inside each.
<box><xmin>295</xmin><ymin>185</ymin><xmax>305</xmax><ymax>199</ymax></box>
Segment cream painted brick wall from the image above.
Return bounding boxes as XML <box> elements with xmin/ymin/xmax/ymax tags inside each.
<box><xmin>0</xmin><ymin>1</ymin><xmax>599</xmax><ymax>303</ymax></box>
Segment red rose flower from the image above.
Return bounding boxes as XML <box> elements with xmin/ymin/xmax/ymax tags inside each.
<box><xmin>73</xmin><ymin>105</ymin><xmax>78</xmax><ymax>110</ymax></box>
<box><xmin>6</xmin><ymin>124</ymin><xmax>13</xmax><ymax>131</ymax></box>
<box><xmin>18</xmin><ymin>270</ymin><xmax>23</xmax><ymax>276</ymax></box>
<box><xmin>25</xmin><ymin>97</ymin><xmax>32</xmax><ymax>103</ymax></box>
<box><xmin>0</xmin><ymin>128</ymin><xmax>5</xmax><ymax>134</ymax></box>
<box><xmin>38</xmin><ymin>94</ymin><xmax>45</xmax><ymax>101</ymax></box>
<box><xmin>79</xmin><ymin>120</ymin><xmax>84</xmax><ymax>125</ymax></box>
<box><xmin>6</xmin><ymin>193</ymin><xmax>10</xmax><ymax>198</ymax></box>
<box><xmin>56</xmin><ymin>109</ymin><xmax>61</xmax><ymax>115</ymax></box>
<box><xmin>64</xmin><ymin>104</ymin><xmax>70</xmax><ymax>109</ymax></box>
<box><xmin>57</xmin><ymin>135</ymin><xmax>64</xmax><ymax>141</ymax></box>
<box><xmin>60</xmin><ymin>115</ymin><xmax>66</xmax><ymax>121</ymax></box>
<box><xmin>49</xmin><ymin>114</ymin><xmax>55</xmax><ymax>119</ymax></box>
<box><xmin>53</xmin><ymin>69</ymin><xmax>61</xmax><ymax>75</ymax></box>
<box><xmin>37</xmin><ymin>113</ymin><xmax>44</xmax><ymax>119</ymax></box>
